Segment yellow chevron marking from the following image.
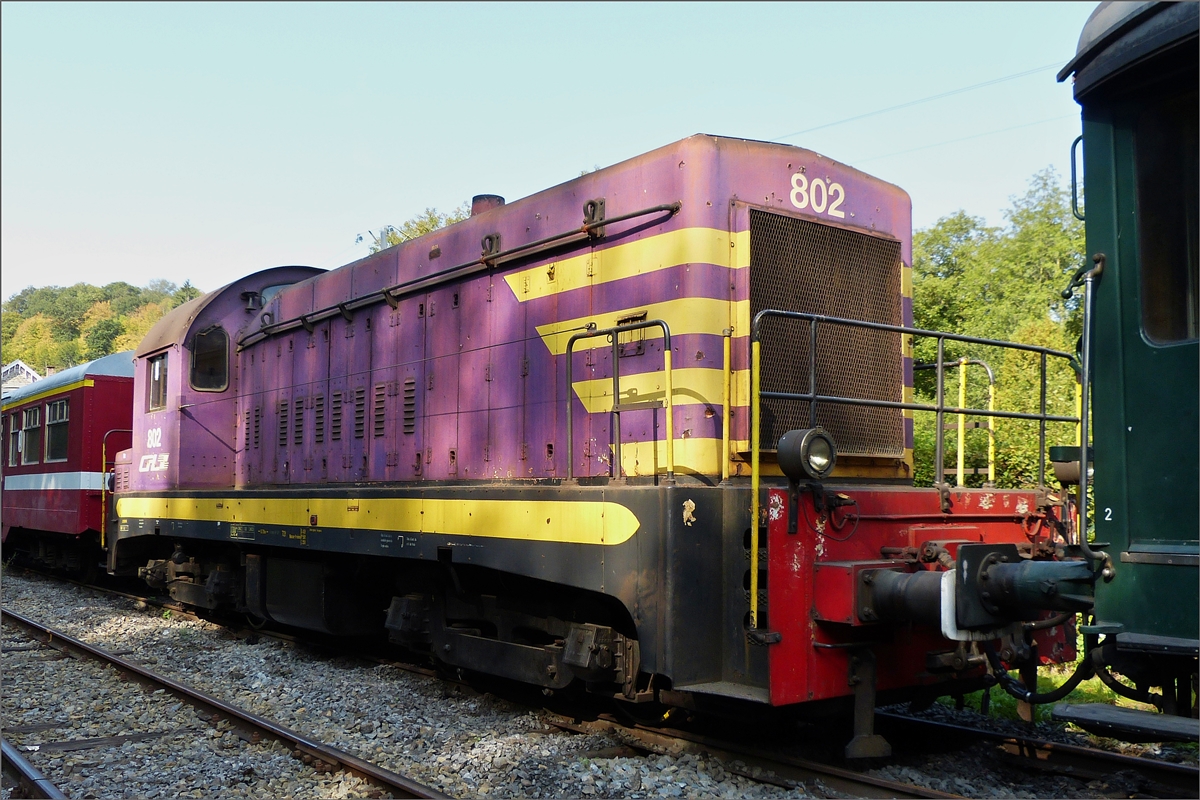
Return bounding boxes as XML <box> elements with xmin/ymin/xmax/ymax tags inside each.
<box><xmin>505</xmin><ymin>227</ymin><xmax>750</xmax><ymax>302</ymax></box>
<box><xmin>573</xmin><ymin>367</ymin><xmax>750</xmax><ymax>414</ymax></box>
<box><xmin>2</xmin><ymin>379</ymin><xmax>95</xmax><ymax>411</ymax></box>
<box><xmin>536</xmin><ymin>298</ymin><xmax>749</xmax><ymax>355</ymax></box>
<box><xmin>115</xmin><ymin>496</ymin><xmax>642</xmax><ymax>546</ymax></box>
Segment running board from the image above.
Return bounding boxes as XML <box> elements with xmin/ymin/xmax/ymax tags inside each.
<box><xmin>1053</xmin><ymin>703</ymin><xmax>1200</xmax><ymax>743</ymax></box>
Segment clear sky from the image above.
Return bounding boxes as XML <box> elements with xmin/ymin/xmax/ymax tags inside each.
<box><xmin>1</xmin><ymin>2</ymin><xmax>1095</xmax><ymax>299</ymax></box>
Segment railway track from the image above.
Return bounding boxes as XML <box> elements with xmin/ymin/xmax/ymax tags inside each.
<box><xmin>876</xmin><ymin>711</ymin><xmax>1200</xmax><ymax>800</ymax></box>
<box><xmin>8</xmin><ymin>568</ymin><xmax>1198</xmax><ymax>799</ymax></box>
<box><xmin>1</xmin><ymin>605</ymin><xmax>446</xmax><ymax>800</ymax></box>
<box><xmin>540</xmin><ymin>715</ymin><xmax>959</xmax><ymax>799</ymax></box>
<box><xmin>2</xmin><ymin>736</ymin><xmax>68</xmax><ymax>799</ymax></box>
<box><xmin>7</xmin><ymin>570</ymin><xmax>952</xmax><ymax>798</ymax></box>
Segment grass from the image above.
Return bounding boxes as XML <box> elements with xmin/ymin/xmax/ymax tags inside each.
<box><xmin>942</xmin><ymin>671</ymin><xmax>1138</xmax><ymax>726</ymax></box>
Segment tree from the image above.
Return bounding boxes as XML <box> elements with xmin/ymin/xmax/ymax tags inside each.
<box><xmin>171</xmin><ymin>280</ymin><xmax>203</xmax><ymax>307</ymax></box>
<box><xmin>6</xmin><ymin>314</ymin><xmax>77</xmax><ymax>372</ymax></box>
<box><xmin>2</xmin><ymin>279</ymin><xmax>203</xmax><ymax>366</ymax></box>
<box><xmin>910</xmin><ymin>168</ymin><xmax>1084</xmax><ymax>488</ymax></box>
<box><xmin>112</xmin><ymin>299</ymin><xmax>173</xmax><ymax>352</ymax></box>
<box><xmin>79</xmin><ymin>301</ymin><xmax>120</xmax><ymax>360</ymax></box>
<box><xmin>369</xmin><ymin>203</ymin><xmax>472</xmax><ymax>253</ymax></box>
<box><xmin>1</xmin><ymin>311</ymin><xmax>22</xmax><ymax>357</ymax></box>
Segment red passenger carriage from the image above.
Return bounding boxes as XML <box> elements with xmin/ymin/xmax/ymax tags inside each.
<box><xmin>1</xmin><ymin>352</ymin><xmax>134</xmax><ymax>572</ymax></box>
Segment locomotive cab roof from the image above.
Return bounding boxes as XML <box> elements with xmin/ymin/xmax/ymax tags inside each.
<box><xmin>135</xmin><ymin>265</ymin><xmax>325</xmax><ymax>358</ymax></box>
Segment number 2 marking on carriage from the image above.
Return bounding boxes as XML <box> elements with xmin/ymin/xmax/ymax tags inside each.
<box><xmin>790</xmin><ymin>172</ymin><xmax>846</xmax><ymax>218</ymax></box>
<box><xmin>1104</xmin><ymin>507</ymin><xmax>1113</xmax><ymax>521</ymax></box>
<box><xmin>146</xmin><ymin>427</ymin><xmax>162</xmax><ymax>448</ymax></box>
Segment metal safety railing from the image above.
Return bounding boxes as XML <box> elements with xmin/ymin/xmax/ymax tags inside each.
<box><xmin>746</xmin><ymin>309</ymin><xmax>1080</xmax><ymax>630</ymax></box>
<box><xmin>914</xmin><ymin>358</ymin><xmax>996</xmax><ymax>486</ymax></box>
<box><xmin>99</xmin><ymin>427</ymin><xmax>133</xmax><ymax>549</ymax></box>
<box><xmin>565</xmin><ymin>319</ymin><xmax>674</xmax><ymax>483</ymax></box>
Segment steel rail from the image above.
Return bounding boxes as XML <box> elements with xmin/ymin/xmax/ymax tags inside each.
<box><xmin>0</xmin><ymin>606</ymin><xmax>448</xmax><ymax>800</ymax></box>
<box><xmin>877</xmin><ymin>711</ymin><xmax>1199</xmax><ymax>799</ymax></box>
<box><xmin>22</xmin><ymin>570</ymin><xmax>1187</xmax><ymax>800</ymax></box>
<box><xmin>554</xmin><ymin>715</ymin><xmax>961</xmax><ymax>800</ymax></box>
<box><xmin>1</xmin><ymin>737</ymin><xmax>68</xmax><ymax>800</ymax></box>
<box><xmin>10</xmin><ymin>570</ymin><xmax>955</xmax><ymax>798</ymax></box>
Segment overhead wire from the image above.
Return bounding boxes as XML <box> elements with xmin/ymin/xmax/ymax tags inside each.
<box><xmin>854</xmin><ymin>113</ymin><xmax>1077</xmax><ymax>164</ymax></box>
<box><xmin>771</xmin><ymin>60</ymin><xmax>1066</xmax><ymax>142</ymax></box>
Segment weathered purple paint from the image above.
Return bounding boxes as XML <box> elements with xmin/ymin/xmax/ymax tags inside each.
<box><xmin>127</xmin><ymin>135</ymin><xmax>912</xmax><ymax>488</ymax></box>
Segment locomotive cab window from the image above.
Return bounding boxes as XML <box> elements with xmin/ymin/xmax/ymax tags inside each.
<box><xmin>1136</xmin><ymin>86</ymin><xmax>1199</xmax><ymax>344</ymax></box>
<box><xmin>190</xmin><ymin>326</ymin><xmax>229</xmax><ymax>391</ymax></box>
<box><xmin>44</xmin><ymin>399</ymin><xmax>69</xmax><ymax>462</ymax></box>
<box><xmin>148</xmin><ymin>354</ymin><xmax>168</xmax><ymax>410</ymax></box>
<box><xmin>21</xmin><ymin>407</ymin><xmax>40</xmax><ymax>465</ymax></box>
<box><xmin>6</xmin><ymin>414</ymin><xmax>18</xmax><ymax>466</ymax></box>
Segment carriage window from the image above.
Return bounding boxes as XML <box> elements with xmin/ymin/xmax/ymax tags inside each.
<box><xmin>190</xmin><ymin>327</ymin><xmax>229</xmax><ymax>391</ymax></box>
<box><xmin>45</xmin><ymin>399</ymin><xmax>69</xmax><ymax>462</ymax></box>
<box><xmin>21</xmin><ymin>407</ymin><xmax>41</xmax><ymax>465</ymax></box>
<box><xmin>6</xmin><ymin>414</ymin><xmax>18</xmax><ymax>466</ymax></box>
<box><xmin>148</xmin><ymin>354</ymin><xmax>168</xmax><ymax>410</ymax></box>
<box><xmin>1136</xmin><ymin>87</ymin><xmax>1199</xmax><ymax>343</ymax></box>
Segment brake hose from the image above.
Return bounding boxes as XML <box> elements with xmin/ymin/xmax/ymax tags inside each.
<box><xmin>982</xmin><ymin>641</ymin><xmax>1095</xmax><ymax>704</ymax></box>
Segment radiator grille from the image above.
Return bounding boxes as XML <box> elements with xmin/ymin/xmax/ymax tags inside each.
<box><xmin>354</xmin><ymin>387</ymin><xmax>366</xmax><ymax>439</ymax></box>
<box><xmin>331</xmin><ymin>392</ymin><xmax>343</xmax><ymax>441</ymax></box>
<box><xmin>314</xmin><ymin>395</ymin><xmax>325</xmax><ymax>444</ymax></box>
<box><xmin>294</xmin><ymin>398</ymin><xmax>305</xmax><ymax>446</ymax></box>
<box><xmin>278</xmin><ymin>400</ymin><xmax>289</xmax><ymax>448</ymax></box>
<box><xmin>749</xmin><ymin>210</ymin><xmax>903</xmax><ymax>457</ymax></box>
<box><xmin>374</xmin><ymin>383</ymin><xmax>386</xmax><ymax>438</ymax></box>
<box><xmin>402</xmin><ymin>377</ymin><xmax>417</xmax><ymax>434</ymax></box>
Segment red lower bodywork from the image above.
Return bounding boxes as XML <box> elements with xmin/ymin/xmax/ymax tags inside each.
<box><xmin>767</xmin><ymin>485</ymin><xmax>1075</xmax><ymax>705</ymax></box>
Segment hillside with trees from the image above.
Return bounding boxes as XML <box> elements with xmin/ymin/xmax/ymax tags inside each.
<box><xmin>1</xmin><ymin>280</ymin><xmax>201</xmax><ymax>373</ymax></box>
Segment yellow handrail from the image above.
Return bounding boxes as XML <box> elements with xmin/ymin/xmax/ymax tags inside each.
<box><xmin>749</xmin><ymin>339</ymin><xmax>762</xmax><ymax>629</ymax></box>
<box><xmin>951</xmin><ymin>359</ymin><xmax>997</xmax><ymax>485</ymax></box>
<box><xmin>99</xmin><ymin>427</ymin><xmax>133</xmax><ymax>550</ymax></box>
<box><xmin>957</xmin><ymin>358</ymin><xmax>967</xmax><ymax>486</ymax></box>
<box><xmin>664</xmin><ymin>348</ymin><xmax>675</xmax><ymax>478</ymax></box>
<box><xmin>721</xmin><ymin>329</ymin><xmax>732</xmax><ymax>483</ymax></box>
<box><xmin>987</xmin><ymin>379</ymin><xmax>996</xmax><ymax>484</ymax></box>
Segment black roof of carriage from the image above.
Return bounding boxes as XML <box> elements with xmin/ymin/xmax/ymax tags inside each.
<box><xmin>1058</xmin><ymin>1</ymin><xmax>1199</xmax><ymax>99</ymax></box>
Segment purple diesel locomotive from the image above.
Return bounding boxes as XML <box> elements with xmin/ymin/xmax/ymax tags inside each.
<box><xmin>108</xmin><ymin>135</ymin><xmax>1079</xmax><ymax>750</ymax></box>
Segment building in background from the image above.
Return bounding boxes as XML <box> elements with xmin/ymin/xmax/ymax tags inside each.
<box><xmin>2</xmin><ymin>360</ymin><xmax>42</xmax><ymax>396</ymax></box>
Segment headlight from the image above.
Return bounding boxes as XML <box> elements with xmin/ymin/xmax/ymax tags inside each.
<box><xmin>777</xmin><ymin>427</ymin><xmax>837</xmax><ymax>481</ymax></box>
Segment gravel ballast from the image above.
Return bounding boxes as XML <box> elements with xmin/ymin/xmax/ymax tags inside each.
<box><xmin>4</xmin><ymin>568</ymin><xmax>1193</xmax><ymax>799</ymax></box>
<box><xmin>2</xmin><ymin>570</ymin><xmax>811</xmax><ymax>799</ymax></box>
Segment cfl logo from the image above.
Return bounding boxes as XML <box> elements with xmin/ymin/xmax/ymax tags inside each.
<box><xmin>138</xmin><ymin>453</ymin><xmax>170</xmax><ymax>472</ymax></box>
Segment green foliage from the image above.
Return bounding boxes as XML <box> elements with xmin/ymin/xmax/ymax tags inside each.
<box><xmin>369</xmin><ymin>203</ymin><xmax>472</xmax><ymax>253</ymax></box>
<box><xmin>941</xmin><ymin>673</ymin><xmax>1127</xmax><ymax>725</ymax></box>
<box><xmin>911</xmin><ymin>168</ymin><xmax>1084</xmax><ymax>488</ymax></box>
<box><xmin>2</xmin><ymin>280</ymin><xmax>204</xmax><ymax>372</ymax></box>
